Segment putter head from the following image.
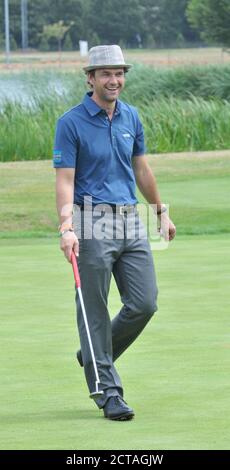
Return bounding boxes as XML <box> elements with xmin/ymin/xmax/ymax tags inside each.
<box><xmin>89</xmin><ymin>391</ymin><xmax>104</xmax><ymax>400</ymax></box>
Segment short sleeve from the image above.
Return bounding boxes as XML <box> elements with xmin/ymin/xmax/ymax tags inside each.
<box><xmin>132</xmin><ymin>112</ymin><xmax>146</xmax><ymax>157</ymax></box>
<box><xmin>53</xmin><ymin>118</ymin><xmax>77</xmax><ymax>168</ymax></box>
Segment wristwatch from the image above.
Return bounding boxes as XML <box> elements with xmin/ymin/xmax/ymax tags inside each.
<box><xmin>58</xmin><ymin>223</ymin><xmax>74</xmax><ymax>237</ymax></box>
<box><xmin>156</xmin><ymin>204</ymin><xmax>167</xmax><ymax>215</ymax></box>
<box><xmin>59</xmin><ymin>227</ymin><xmax>74</xmax><ymax>237</ymax></box>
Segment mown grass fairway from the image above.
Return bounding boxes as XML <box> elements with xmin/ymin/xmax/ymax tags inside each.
<box><xmin>0</xmin><ymin>235</ymin><xmax>229</xmax><ymax>450</ymax></box>
<box><xmin>0</xmin><ymin>152</ymin><xmax>229</xmax><ymax>449</ymax></box>
<box><xmin>0</xmin><ymin>151</ymin><xmax>230</xmax><ymax>237</ymax></box>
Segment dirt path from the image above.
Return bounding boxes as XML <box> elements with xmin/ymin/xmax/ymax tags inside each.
<box><xmin>0</xmin><ymin>48</ymin><xmax>229</xmax><ymax>72</ymax></box>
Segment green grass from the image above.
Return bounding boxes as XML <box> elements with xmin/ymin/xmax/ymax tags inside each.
<box><xmin>0</xmin><ymin>152</ymin><xmax>229</xmax><ymax>449</ymax></box>
<box><xmin>0</xmin><ymin>235</ymin><xmax>229</xmax><ymax>450</ymax></box>
<box><xmin>1</xmin><ymin>94</ymin><xmax>230</xmax><ymax>160</ymax></box>
<box><xmin>0</xmin><ymin>152</ymin><xmax>230</xmax><ymax>238</ymax></box>
<box><xmin>123</xmin><ymin>64</ymin><xmax>230</xmax><ymax>102</ymax></box>
<box><xmin>1</xmin><ymin>65</ymin><xmax>230</xmax><ymax>160</ymax></box>
<box><xmin>140</xmin><ymin>97</ymin><xmax>230</xmax><ymax>153</ymax></box>
<box><xmin>0</xmin><ymin>71</ymin><xmax>85</xmax><ymax>162</ymax></box>
<box><xmin>142</xmin><ymin>152</ymin><xmax>230</xmax><ymax>235</ymax></box>
<box><xmin>0</xmin><ymin>160</ymin><xmax>57</xmax><ymax>236</ymax></box>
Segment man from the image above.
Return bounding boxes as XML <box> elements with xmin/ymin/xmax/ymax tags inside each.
<box><xmin>53</xmin><ymin>45</ymin><xmax>176</xmax><ymax>421</ymax></box>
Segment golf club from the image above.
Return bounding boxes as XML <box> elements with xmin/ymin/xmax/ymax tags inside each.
<box><xmin>71</xmin><ymin>250</ymin><xmax>104</xmax><ymax>400</ymax></box>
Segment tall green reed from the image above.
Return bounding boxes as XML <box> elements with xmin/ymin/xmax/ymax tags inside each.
<box><xmin>1</xmin><ymin>65</ymin><xmax>230</xmax><ymax>161</ymax></box>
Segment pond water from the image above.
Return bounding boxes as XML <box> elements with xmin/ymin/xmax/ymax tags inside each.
<box><xmin>0</xmin><ymin>76</ymin><xmax>68</xmax><ymax>107</ymax></box>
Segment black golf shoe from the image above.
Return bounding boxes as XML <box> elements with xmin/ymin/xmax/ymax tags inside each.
<box><xmin>76</xmin><ymin>350</ymin><xmax>83</xmax><ymax>367</ymax></box>
<box><xmin>103</xmin><ymin>396</ymin><xmax>134</xmax><ymax>421</ymax></box>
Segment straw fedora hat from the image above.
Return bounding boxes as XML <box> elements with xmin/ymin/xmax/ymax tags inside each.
<box><xmin>83</xmin><ymin>45</ymin><xmax>132</xmax><ymax>73</ymax></box>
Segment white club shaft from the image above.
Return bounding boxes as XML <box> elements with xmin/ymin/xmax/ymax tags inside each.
<box><xmin>77</xmin><ymin>287</ymin><xmax>100</xmax><ymax>391</ymax></box>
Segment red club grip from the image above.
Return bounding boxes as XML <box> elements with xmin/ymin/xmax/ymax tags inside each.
<box><xmin>71</xmin><ymin>251</ymin><xmax>81</xmax><ymax>288</ymax></box>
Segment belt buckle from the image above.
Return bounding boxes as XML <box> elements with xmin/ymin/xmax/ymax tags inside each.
<box><xmin>119</xmin><ymin>206</ymin><xmax>126</xmax><ymax>216</ymax></box>
<box><xmin>119</xmin><ymin>205</ymin><xmax>133</xmax><ymax>216</ymax></box>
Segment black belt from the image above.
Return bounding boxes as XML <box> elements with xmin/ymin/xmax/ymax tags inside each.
<box><xmin>76</xmin><ymin>204</ymin><xmax>137</xmax><ymax>215</ymax></box>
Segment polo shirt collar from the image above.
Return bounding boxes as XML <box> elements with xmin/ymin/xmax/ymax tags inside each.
<box><xmin>83</xmin><ymin>92</ymin><xmax>101</xmax><ymax>116</ymax></box>
<box><xmin>83</xmin><ymin>92</ymin><xmax>122</xmax><ymax>117</ymax></box>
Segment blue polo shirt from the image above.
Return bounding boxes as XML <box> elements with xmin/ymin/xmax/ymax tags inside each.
<box><xmin>53</xmin><ymin>92</ymin><xmax>146</xmax><ymax>205</ymax></box>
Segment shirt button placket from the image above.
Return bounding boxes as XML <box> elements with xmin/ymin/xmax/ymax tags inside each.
<box><xmin>111</xmin><ymin>123</ymin><xmax>116</xmax><ymax>148</ymax></box>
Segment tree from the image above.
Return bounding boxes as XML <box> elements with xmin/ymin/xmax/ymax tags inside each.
<box><xmin>2</xmin><ymin>0</ymin><xmax>21</xmax><ymax>49</ymax></box>
<box><xmin>187</xmin><ymin>0</ymin><xmax>230</xmax><ymax>47</ymax></box>
<box><xmin>45</xmin><ymin>0</ymin><xmax>85</xmax><ymax>50</ymax></box>
<box><xmin>63</xmin><ymin>32</ymin><xmax>73</xmax><ymax>51</ymax></box>
<box><xmin>0</xmin><ymin>33</ymin><xmax>5</xmax><ymax>51</ymax></box>
<box><xmin>26</xmin><ymin>0</ymin><xmax>85</xmax><ymax>49</ymax></box>
<box><xmin>141</xmin><ymin>0</ymin><xmax>200</xmax><ymax>48</ymax></box>
<box><xmin>39</xmin><ymin>35</ymin><xmax>49</xmax><ymax>51</ymax></box>
<box><xmin>41</xmin><ymin>20</ymin><xmax>73</xmax><ymax>55</ymax></box>
<box><xmin>86</xmin><ymin>0</ymin><xmax>145</xmax><ymax>47</ymax></box>
<box><xmin>0</xmin><ymin>0</ymin><xmax>202</xmax><ymax>50</ymax></box>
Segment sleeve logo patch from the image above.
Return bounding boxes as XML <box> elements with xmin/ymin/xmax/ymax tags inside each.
<box><xmin>53</xmin><ymin>150</ymin><xmax>62</xmax><ymax>163</ymax></box>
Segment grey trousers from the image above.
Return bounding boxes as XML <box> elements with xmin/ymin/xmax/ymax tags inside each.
<box><xmin>73</xmin><ymin>209</ymin><xmax>158</xmax><ymax>408</ymax></box>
